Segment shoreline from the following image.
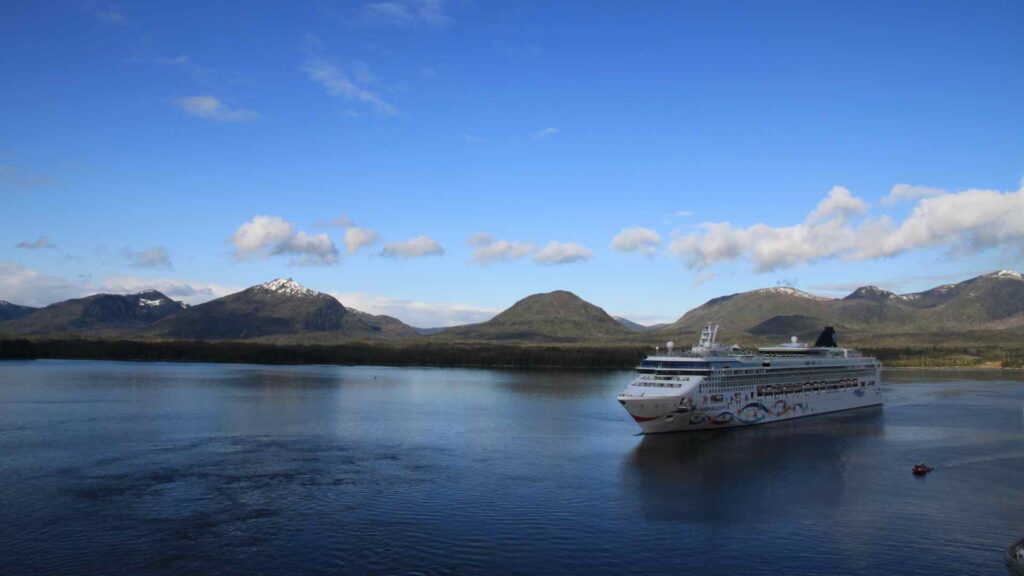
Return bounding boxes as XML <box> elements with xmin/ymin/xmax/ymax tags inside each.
<box><xmin>2</xmin><ymin>338</ymin><xmax>1022</xmax><ymax>370</ymax></box>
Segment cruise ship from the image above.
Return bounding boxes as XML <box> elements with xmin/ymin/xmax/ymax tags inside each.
<box><xmin>618</xmin><ymin>323</ymin><xmax>882</xmax><ymax>433</ymax></box>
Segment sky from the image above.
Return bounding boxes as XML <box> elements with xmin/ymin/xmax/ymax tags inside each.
<box><xmin>1</xmin><ymin>0</ymin><xmax>1023</xmax><ymax>327</ymax></box>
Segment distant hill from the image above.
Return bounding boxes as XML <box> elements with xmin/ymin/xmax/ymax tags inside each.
<box><xmin>439</xmin><ymin>290</ymin><xmax>632</xmax><ymax>341</ymax></box>
<box><xmin>661</xmin><ymin>271</ymin><xmax>1024</xmax><ymax>340</ymax></box>
<box><xmin>0</xmin><ymin>290</ymin><xmax>185</xmax><ymax>335</ymax></box>
<box><xmin>613</xmin><ymin>316</ymin><xmax>649</xmax><ymax>332</ymax></box>
<box><xmin>665</xmin><ymin>287</ymin><xmax>832</xmax><ymax>338</ymax></box>
<box><xmin>747</xmin><ymin>315</ymin><xmax>842</xmax><ymax>340</ymax></box>
<box><xmin>0</xmin><ymin>301</ymin><xmax>37</xmax><ymax>322</ymax></box>
<box><xmin>147</xmin><ymin>278</ymin><xmax>416</xmax><ymax>340</ymax></box>
<box><xmin>4</xmin><ymin>271</ymin><xmax>1022</xmax><ymax>347</ymax></box>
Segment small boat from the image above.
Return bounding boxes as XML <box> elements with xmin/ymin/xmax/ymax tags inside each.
<box><xmin>912</xmin><ymin>463</ymin><xmax>933</xmax><ymax>475</ymax></box>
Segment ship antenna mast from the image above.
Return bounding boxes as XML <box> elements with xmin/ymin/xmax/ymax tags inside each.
<box><xmin>696</xmin><ymin>322</ymin><xmax>718</xmax><ymax>352</ymax></box>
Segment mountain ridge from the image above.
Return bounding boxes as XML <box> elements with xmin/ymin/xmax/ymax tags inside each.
<box><xmin>1</xmin><ymin>270</ymin><xmax>1022</xmax><ymax>343</ymax></box>
<box><xmin>663</xmin><ymin>270</ymin><xmax>1024</xmax><ymax>339</ymax></box>
<box><xmin>146</xmin><ymin>278</ymin><xmax>416</xmax><ymax>340</ymax></box>
<box><xmin>0</xmin><ymin>290</ymin><xmax>186</xmax><ymax>335</ymax></box>
<box><xmin>0</xmin><ymin>300</ymin><xmax>38</xmax><ymax>322</ymax></box>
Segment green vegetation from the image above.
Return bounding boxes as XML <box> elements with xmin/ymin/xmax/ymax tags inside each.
<box><xmin>3</xmin><ymin>273</ymin><xmax>1024</xmax><ymax>369</ymax></box>
<box><xmin>3</xmin><ymin>337</ymin><xmax>1021</xmax><ymax>370</ymax></box>
<box><xmin>0</xmin><ymin>338</ymin><xmax>650</xmax><ymax>369</ymax></box>
<box><xmin>146</xmin><ymin>281</ymin><xmax>416</xmax><ymax>340</ymax></box>
<box><xmin>439</xmin><ymin>290</ymin><xmax>632</xmax><ymax>341</ymax></box>
<box><xmin>664</xmin><ymin>272</ymin><xmax>1024</xmax><ymax>338</ymax></box>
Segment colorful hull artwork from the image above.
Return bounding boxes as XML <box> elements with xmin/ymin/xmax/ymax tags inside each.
<box><xmin>687</xmin><ymin>400</ymin><xmax>807</xmax><ymax>427</ymax></box>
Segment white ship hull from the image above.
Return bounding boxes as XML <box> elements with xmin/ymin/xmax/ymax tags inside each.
<box><xmin>621</xmin><ymin>381</ymin><xmax>882</xmax><ymax>434</ymax></box>
<box><xmin>618</xmin><ymin>323</ymin><xmax>883</xmax><ymax>434</ymax></box>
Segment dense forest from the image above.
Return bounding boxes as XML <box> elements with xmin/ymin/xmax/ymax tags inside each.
<box><xmin>1</xmin><ymin>338</ymin><xmax>1021</xmax><ymax>369</ymax></box>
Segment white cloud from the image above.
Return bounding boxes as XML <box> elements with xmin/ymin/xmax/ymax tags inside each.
<box><xmin>0</xmin><ymin>261</ymin><xmax>241</xmax><ymax>307</ymax></box>
<box><xmin>303</xmin><ymin>60</ymin><xmax>397</xmax><ymax>115</ymax></box>
<box><xmin>533</xmin><ymin>241</ymin><xmax>593</xmax><ymax>265</ymax></box>
<box><xmin>380</xmin><ymin>235</ymin><xmax>444</xmax><ymax>258</ymax></box>
<box><xmin>344</xmin><ymin>227</ymin><xmax>380</xmax><ymax>253</ymax></box>
<box><xmin>670</xmin><ymin>182</ymin><xmax>1024</xmax><ymax>272</ymax></box>
<box><xmin>469</xmin><ymin>237</ymin><xmax>536</xmax><ymax>265</ymax></box>
<box><xmin>100</xmin><ymin>276</ymin><xmax>240</xmax><ymax>305</ymax></box>
<box><xmin>331</xmin><ymin>291</ymin><xmax>497</xmax><ymax>327</ymax></box>
<box><xmin>0</xmin><ymin>261</ymin><xmax>87</xmax><ymax>307</ymax></box>
<box><xmin>231</xmin><ymin>215</ymin><xmax>293</xmax><ymax>255</ymax></box>
<box><xmin>15</xmin><ymin>235</ymin><xmax>56</xmax><ymax>250</ymax></box>
<box><xmin>533</xmin><ymin>127</ymin><xmax>559</xmax><ymax>140</ymax></box>
<box><xmin>124</xmin><ymin>246</ymin><xmax>172</xmax><ymax>269</ymax></box>
<box><xmin>230</xmin><ymin>215</ymin><xmax>339</xmax><ymax>266</ymax></box>
<box><xmin>857</xmin><ymin>184</ymin><xmax>1024</xmax><ymax>259</ymax></box>
<box><xmin>809</xmin><ymin>186</ymin><xmax>868</xmax><ymax>221</ymax></box>
<box><xmin>275</xmin><ymin>231</ymin><xmax>340</xmax><ymax>266</ymax></box>
<box><xmin>175</xmin><ymin>96</ymin><xmax>259</xmax><ymax>122</ymax></box>
<box><xmin>669</xmin><ymin>188</ymin><xmax>879</xmax><ymax>272</ymax></box>
<box><xmin>883</xmin><ymin>183</ymin><xmax>948</xmax><ymax>205</ymax></box>
<box><xmin>319</xmin><ymin>215</ymin><xmax>379</xmax><ymax>253</ymax></box>
<box><xmin>610</xmin><ymin>227</ymin><xmax>662</xmax><ymax>255</ymax></box>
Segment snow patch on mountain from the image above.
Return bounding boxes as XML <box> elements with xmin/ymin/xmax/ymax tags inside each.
<box><xmin>987</xmin><ymin>270</ymin><xmax>1023</xmax><ymax>280</ymax></box>
<box><xmin>256</xmin><ymin>278</ymin><xmax>319</xmax><ymax>297</ymax></box>
<box><xmin>754</xmin><ymin>287</ymin><xmax>832</xmax><ymax>301</ymax></box>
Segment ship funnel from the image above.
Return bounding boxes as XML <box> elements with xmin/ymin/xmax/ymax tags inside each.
<box><xmin>814</xmin><ymin>326</ymin><xmax>838</xmax><ymax>348</ymax></box>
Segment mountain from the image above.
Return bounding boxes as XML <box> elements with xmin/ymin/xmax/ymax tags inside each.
<box><xmin>0</xmin><ymin>290</ymin><xmax>185</xmax><ymax>335</ymax></box>
<box><xmin>662</xmin><ymin>270</ymin><xmax>1024</xmax><ymax>340</ymax></box>
<box><xmin>438</xmin><ymin>290</ymin><xmax>632</xmax><ymax>341</ymax></box>
<box><xmin>614</xmin><ymin>316</ymin><xmax>649</xmax><ymax>332</ymax></box>
<box><xmin>748</xmin><ymin>315</ymin><xmax>842</xmax><ymax>339</ymax></box>
<box><xmin>666</xmin><ymin>287</ymin><xmax>833</xmax><ymax>338</ymax></box>
<box><xmin>896</xmin><ymin>271</ymin><xmax>1024</xmax><ymax>327</ymax></box>
<box><xmin>147</xmin><ymin>278</ymin><xmax>416</xmax><ymax>340</ymax></box>
<box><xmin>843</xmin><ymin>286</ymin><xmax>896</xmax><ymax>301</ymax></box>
<box><xmin>0</xmin><ymin>301</ymin><xmax>37</xmax><ymax>322</ymax></box>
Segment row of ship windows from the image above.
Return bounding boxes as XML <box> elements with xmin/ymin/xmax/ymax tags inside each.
<box><xmin>651</xmin><ymin>364</ymin><xmax>876</xmax><ymax>379</ymax></box>
<box><xmin>708</xmin><ymin>372</ymin><xmax>869</xmax><ymax>390</ymax></box>
<box><xmin>702</xmin><ymin>379</ymin><xmax>874</xmax><ymax>396</ymax></box>
<box><xmin>644</xmin><ymin>372</ymin><xmax>871</xmax><ymax>388</ymax></box>
<box><xmin>645</xmin><ymin>363</ymin><xmax>872</xmax><ymax>377</ymax></box>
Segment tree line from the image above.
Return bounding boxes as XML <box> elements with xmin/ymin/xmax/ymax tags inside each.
<box><xmin>2</xmin><ymin>338</ymin><xmax>1020</xmax><ymax>369</ymax></box>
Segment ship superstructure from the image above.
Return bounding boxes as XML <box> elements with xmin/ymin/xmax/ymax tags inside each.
<box><xmin>618</xmin><ymin>323</ymin><xmax>882</xmax><ymax>433</ymax></box>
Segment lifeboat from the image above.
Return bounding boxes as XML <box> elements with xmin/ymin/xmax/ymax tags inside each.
<box><xmin>912</xmin><ymin>463</ymin><xmax>933</xmax><ymax>475</ymax></box>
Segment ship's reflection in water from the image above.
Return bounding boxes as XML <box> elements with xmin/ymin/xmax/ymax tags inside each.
<box><xmin>624</xmin><ymin>408</ymin><xmax>884</xmax><ymax>522</ymax></box>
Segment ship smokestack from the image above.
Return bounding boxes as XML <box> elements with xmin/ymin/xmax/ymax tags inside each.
<box><xmin>814</xmin><ymin>326</ymin><xmax>838</xmax><ymax>348</ymax></box>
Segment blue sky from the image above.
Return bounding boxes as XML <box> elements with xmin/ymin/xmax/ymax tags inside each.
<box><xmin>2</xmin><ymin>0</ymin><xmax>1023</xmax><ymax>326</ymax></box>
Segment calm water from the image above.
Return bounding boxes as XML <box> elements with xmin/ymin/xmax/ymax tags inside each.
<box><xmin>1</xmin><ymin>361</ymin><xmax>1022</xmax><ymax>575</ymax></box>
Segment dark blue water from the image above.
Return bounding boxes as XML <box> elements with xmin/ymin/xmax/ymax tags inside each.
<box><xmin>1</xmin><ymin>361</ymin><xmax>1022</xmax><ymax>575</ymax></box>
